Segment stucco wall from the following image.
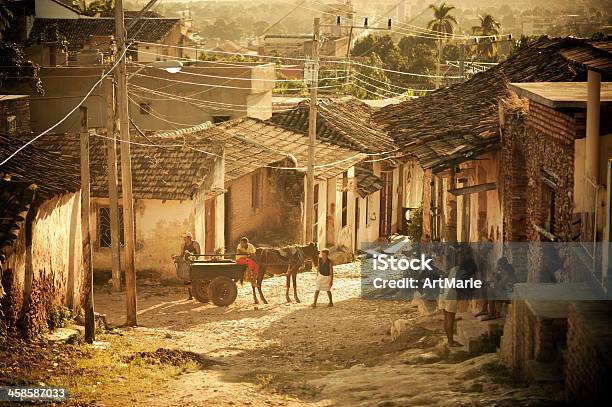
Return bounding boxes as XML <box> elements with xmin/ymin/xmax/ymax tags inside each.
<box><xmin>92</xmin><ymin>198</ymin><xmax>193</xmax><ymax>279</ymax></box>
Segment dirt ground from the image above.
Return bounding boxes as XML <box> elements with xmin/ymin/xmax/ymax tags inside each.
<box><xmin>86</xmin><ymin>261</ymin><xmax>559</xmax><ymax>407</ymax></box>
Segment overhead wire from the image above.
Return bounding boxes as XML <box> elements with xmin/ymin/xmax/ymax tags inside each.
<box><xmin>0</xmin><ymin>45</ymin><xmax>130</xmax><ymax>166</ymax></box>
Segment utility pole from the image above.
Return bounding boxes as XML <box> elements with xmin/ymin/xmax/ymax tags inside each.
<box><xmin>459</xmin><ymin>42</ymin><xmax>465</xmax><ymax>80</ymax></box>
<box><xmin>115</xmin><ymin>0</ymin><xmax>138</xmax><ymax>326</ymax></box>
<box><xmin>79</xmin><ymin>106</ymin><xmax>95</xmax><ymax>343</ymax></box>
<box><xmin>436</xmin><ymin>35</ymin><xmax>442</xmax><ymax>89</ymax></box>
<box><xmin>305</xmin><ymin>17</ymin><xmax>320</xmax><ymax>244</ymax></box>
<box><xmin>105</xmin><ymin>78</ymin><xmax>122</xmax><ymax>292</ymax></box>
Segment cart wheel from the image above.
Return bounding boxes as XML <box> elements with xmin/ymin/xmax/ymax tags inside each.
<box><xmin>191</xmin><ymin>280</ymin><xmax>210</xmax><ymax>303</ymax></box>
<box><xmin>207</xmin><ymin>276</ymin><xmax>238</xmax><ymax>306</ymax></box>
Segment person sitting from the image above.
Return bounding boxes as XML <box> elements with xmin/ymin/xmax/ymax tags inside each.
<box><xmin>236</xmin><ymin>237</ymin><xmax>260</xmax><ymax>287</ymax></box>
<box><xmin>181</xmin><ymin>232</ymin><xmax>201</xmax><ymax>300</ymax></box>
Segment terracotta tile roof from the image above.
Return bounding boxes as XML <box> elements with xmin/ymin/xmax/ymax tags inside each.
<box><xmin>29</xmin><ymin>17</ymin><xmax>181</xmax><ymax>46</ymax></box>
<box><xmin>218</xmin><ymin>117</ymin><xmax>367</xmax><ymax>181</ymax></box>
<box><xmin>154</xmin><ymin>123</ymin><xmax>288</xmax><ymax>184</ymax></box>
<box><xmin>0</xmin><ymin>181</ymin><xmax>36</xmax><ymax>267</ymax></box>
<box><xmin>270</xmin><ymin>96</ymin><xmax>397</xmax><ymax>154</ymax></box>
<box><xmin>373</xmin><ymin>37</ymin><xmax>612</xmax><ymax>173</ymax></box>
<box><xmin>355</xmin><ymin>165</ymin><xmax>384</xmax><ymax>197</ymax></box>
<box><xmin>0</xmin><ymin>133</ymin><xmax>80</xmax><ymax>198</ymax></box>
<box><xmin>27</xmin><ymin>131</ymin><xmax>222</xmax><ymax>201</ymax></box>
<box><xmin>561</xmin><ymin>38</ymin><xmax>612</xmax><ymax>75</ymax></box>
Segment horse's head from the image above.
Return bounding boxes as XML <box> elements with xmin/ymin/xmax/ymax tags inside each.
<box><xmin>301</xmin><ymin>242</ymin><xmax>319</xmax><ymax>264</ymax></box>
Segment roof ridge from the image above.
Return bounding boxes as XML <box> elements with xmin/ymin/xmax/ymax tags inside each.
<box><xmin>155</xmin><ymin>122</ymin><xmax>213</xmax><ymax>138</ymax></box>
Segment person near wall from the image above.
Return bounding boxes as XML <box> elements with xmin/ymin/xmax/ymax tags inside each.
<box><xmin>236</xmin><ymin>237</ymin><xmax>260</xmax><ymax>287</ymax></box>
<box><xmin>311</xmin><ymin>249</ymin><xmax>334</xmax><ymax>307</ymax></box>
<box><xmin>478</xmin><ymin>256</ymin><xmax>517</xmax><ymax>320</ymax></box>
<box><xmin>181</xmin><ymin>232</ymin><xmax>201</xmax><ymax>300</ymax></box>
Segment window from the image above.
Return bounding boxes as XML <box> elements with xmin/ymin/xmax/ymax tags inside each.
<box><xmin>542</xmin><ymin>184</ymin><xmax>555</xmax><ymax>234</ymax></box>
<box><xmin>213</xmin><ymin>115</ymin><xmax>231</xmax><ymax>124</ymax></box>
<box><xmin>251</xmin><ymin>170</ymin><xmax>263</xmax><ymax>211</ymax></box>
<box><xmin>98</xmin><ymin>207</ymin><xmax>125</xmax><ymax>248</ymax></box>
<box><xmin>3</xmin><ymin>115</ymin><xmax>16</xmax><ymax>135</ymax></box>
<box><xmin>341</xmin><ymin>172</ymin><xmax>348</xmax><ymax>227</ymax></box>
<box><xmin>139</xmin><ymin>102</ymin><xmax>151</xmax><ymax>115</ymax></box>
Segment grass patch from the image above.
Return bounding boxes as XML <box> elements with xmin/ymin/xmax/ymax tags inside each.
<box><xmin>0</xmin><ymin>331</ymin><xmax>214</xmax><ymax>405</ymax></box>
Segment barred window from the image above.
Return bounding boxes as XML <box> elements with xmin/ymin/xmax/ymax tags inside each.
<box><xmin>99</xmin><ymin>207</ymin><xmax>125</xmax><ymax>248</ymax></box>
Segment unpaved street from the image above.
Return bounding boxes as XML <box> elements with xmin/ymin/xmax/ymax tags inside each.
<box><xmin>94</xmin><ymin>261</ymin><xmax>558</xmax><ymax>407</ymax></box>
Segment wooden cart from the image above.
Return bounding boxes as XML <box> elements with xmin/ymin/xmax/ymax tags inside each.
<box><xmin>174</xmin><ymin>256</ymin><xmax>246</xmax><ymax>306</ymax></box>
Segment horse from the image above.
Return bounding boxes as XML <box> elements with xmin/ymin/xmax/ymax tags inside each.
<box><xmin>249</xmin><ymin>242</ymin><xmax>319</xmax><ymax>304</ymax></box>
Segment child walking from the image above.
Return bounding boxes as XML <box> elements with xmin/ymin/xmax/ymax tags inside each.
<box><xmin>312</xmin><ymin>249</ymin><xmax>334</xmax><ymax>307</ymax></box>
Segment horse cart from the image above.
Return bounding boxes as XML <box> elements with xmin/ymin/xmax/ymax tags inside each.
<box><xmin>174</xmin><ymin>256</ymin><xmax>246</xmax><ymax>306</ymax></box>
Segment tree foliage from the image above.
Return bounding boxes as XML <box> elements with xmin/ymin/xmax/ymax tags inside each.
<box><xmin>0</xmin><ymin>42</ymin><xmax>44</xmax><ymax>95</ymax></box>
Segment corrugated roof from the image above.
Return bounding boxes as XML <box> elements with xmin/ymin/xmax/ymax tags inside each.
<box><xmin>373</xmin><ymin>37</ymin><xmax>612</xmax><ymax>173</ymax></box>
<box><xmin>29</xmin><ymin>17</ymin><xmax>181</xmax><ymax>45</ymax></box>
<box><xmin>270</xmin><ymin>96</ymin><xmax>397</xmax><ymax>154</ymax></box>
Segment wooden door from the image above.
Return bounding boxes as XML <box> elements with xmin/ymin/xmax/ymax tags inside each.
<box><xmin>354</xmin><ymin>197</ymin><xmax>360</xmax><ymax>250</ymax></box>
<box><xmin>205</xmin><ymin>198</ymin><xmax>216</xmax><ymax>254</ymax></box>
<box><xmin>379</xmin><ymin>172</ymin><xmax>393</xmax><ymax>238</ymax></box>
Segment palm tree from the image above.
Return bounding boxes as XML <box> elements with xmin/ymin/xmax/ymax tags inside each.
<box><xmin>472</xmin><ymin>14</ymin><xmax>501</xmax><ymax>61</ymax></box>
<box><xmin>427</xmin><ymin>2</ymin><xmax>458</xmax><ymax>88</ymax></box>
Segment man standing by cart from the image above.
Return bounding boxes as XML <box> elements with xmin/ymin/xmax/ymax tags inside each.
<box><xmin>182</xmin><ymin>232</ymin><xmax>201</xmax><ymax>300</ymax></box>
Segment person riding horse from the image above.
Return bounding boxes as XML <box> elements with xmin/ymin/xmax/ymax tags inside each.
<box><xmin>236</xmin><ymin>237</ymin><xmax>261</xmax><ymax>289</ymax></box>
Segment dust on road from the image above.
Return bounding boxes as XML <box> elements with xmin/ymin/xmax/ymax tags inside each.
<box><xmin>94</xmin><ymin>261</ymin><xmax>558</xmax><ymax>407</ymax></box>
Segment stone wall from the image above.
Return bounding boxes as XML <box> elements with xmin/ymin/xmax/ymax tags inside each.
<box><xmin>501</xmin><ymin>100</ymin><xmax>575</xmax><ymax>282</ymax></box>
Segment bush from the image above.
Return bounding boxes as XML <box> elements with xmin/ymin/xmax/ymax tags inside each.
<box><xmin>406</xmin><ymin>204</ymin><xmax>423</xmax><ymax>242</ymax></box>
<box><xmin>47</xmin><ymin>305</ymin><xmax>72</xmax><ymax>331</ymax></box>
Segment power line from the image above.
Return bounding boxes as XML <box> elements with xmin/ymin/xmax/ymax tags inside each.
<box><xmin>0</xmin><ymin>46</ymin><xmax>130</xmax><ymax>167</ymax></box>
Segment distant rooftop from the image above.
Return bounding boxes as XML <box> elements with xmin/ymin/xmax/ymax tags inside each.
<box><xmin>509</xmin><ymin>82</ymin><xmax>612</xmax><ymax>108</ymax></box>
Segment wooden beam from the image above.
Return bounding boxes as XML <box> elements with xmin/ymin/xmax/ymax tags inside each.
<box><xmin>448</xmin><ymin>182</ymin><xmax>497</xmax><ymax>196</ymax></box>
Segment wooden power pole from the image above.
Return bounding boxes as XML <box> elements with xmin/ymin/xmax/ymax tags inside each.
<box><xmin>115</xmin><ymin>0</ymin><xmax>138</xmax><ymax>326</ymax></box>
<box><xmin>305</xmin><ymin>17</ymin><xmax>320</xmax><ymax>243</ymax></box>
<box><xmin>105</xmin><ymin>78</ymin><xmax>122</xmax><ymax>292</ymax></box>
<box><xmin>79</xmin><ymin>106</ymin><xmax>95</xmax><ymax>343</ymax></box>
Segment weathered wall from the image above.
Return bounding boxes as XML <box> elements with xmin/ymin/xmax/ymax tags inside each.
<box><xmin>565</xmin><ymin>301</ymin><xmax>612</xmax><ymax>403</ymax></box>
<box><xmin>1</xmin><ymin>192</ymin><xmax>83</xmax><ymax>339</ymax></box>
<box><xmin>92</xmin><ymin>198</ymin><xmax>193</xmax><ymax>279</ymax></box>
<box><xmin>501</xmin><ymin>102</ymin><xmax>575</xmax><ymax>282</ymax></box>
<box><xmin>226</xmin><ymin>166</ymin><xmax>303</xmax><ymax>248</ymax></box>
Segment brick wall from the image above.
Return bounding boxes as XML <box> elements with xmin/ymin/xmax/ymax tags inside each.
<box><xmin>565</xmin><ymin>301</ymin><xmax>612</xmax><ymax>403</ymax></box>
<box><xmin>0</xmin><ymin>97</ymin><xmax>31</xmax><ymax>134</ymax></box>
<box><xmin>226</xmin><ymin>166</ymin><xmax>303</xmax><ymax>248</ymax></box>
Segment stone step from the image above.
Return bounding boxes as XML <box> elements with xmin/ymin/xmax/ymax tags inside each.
<box><xmin>455</xmin><ymin>313</ymin><xmax>505</xmax><ymax>354</ymax></box>
<box><xmin>525</xmin><ymin>360</ymin><xmax>564</xmax><ymax>385</ymax></box>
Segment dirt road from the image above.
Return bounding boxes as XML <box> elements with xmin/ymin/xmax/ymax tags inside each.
<box><xmin>94</xmin><ymin>261</ymin><xmax>558</xmax><ymax>407</ymax></box>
